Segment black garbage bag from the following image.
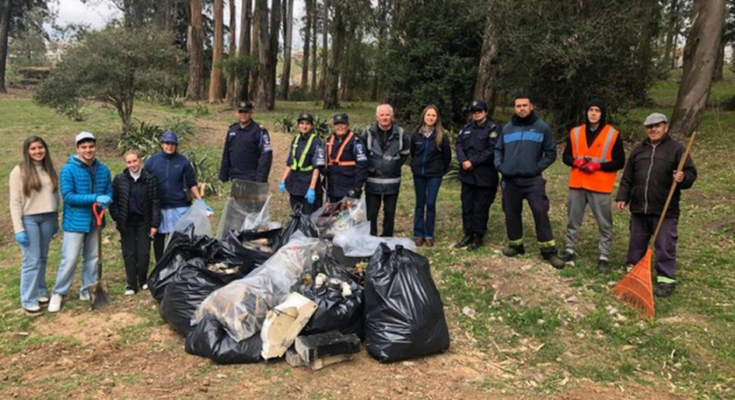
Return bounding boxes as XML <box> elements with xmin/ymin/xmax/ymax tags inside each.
<box><xmin>300</xmin><ymin>273</ymin><xmax>364</xmax><ymax>337</ymax></box>
<box><xmin>364</xmin><ymin>243</ymin><xmax>450</xmax><ymax>363</ymax></box>
<box><xmin>272</xmin><ymin>204</ymin><xmax>319</xmax><ymax>251</ymax></box>
<box><xmin>214</xmin><ymin>229</ymin><xmax>273</xmax><ymax>267</ymax></box>
<box><xmin>160</xmin><ymin>258</ymin><xmax>252</xmax><ymax>336</ymax></box>
<box><xmin>147</xmin><ymin>225</ymin><xmax>220</xmax><ymax>304</ymax></box>
<box><xmin>185</xmin><ymin>315</ymin><xmax>262</xmax><ymax>364</ymax></box>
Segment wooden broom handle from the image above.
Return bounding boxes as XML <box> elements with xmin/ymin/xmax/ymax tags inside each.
<box><xmin>651</xmin><ymin>131</ymin><xmax>697</xmax><ymax>245</ymax></box>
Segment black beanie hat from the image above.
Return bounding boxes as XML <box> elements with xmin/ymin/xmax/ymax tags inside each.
<box><xmin>584</xmin><ymin>98</ymin><xmax>607</xmax><ymax>128</ymax></box>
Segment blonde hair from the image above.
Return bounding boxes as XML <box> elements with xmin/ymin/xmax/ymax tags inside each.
<box><xmin>123</xmin><ymin>149</ymin><xmax>141</xmax><ymax>160</ymax></box>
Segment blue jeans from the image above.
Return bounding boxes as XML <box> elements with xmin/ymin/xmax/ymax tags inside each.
<box><xmin>19</xmin><ymin>212</ymin><xmax>58</xmax><ymax>308</ymax></box>
<box><xmin>53</xmin><ymin>226</ymin><xmax>101</xmax><ymax>297</ymax></box>
<box><xmin>413</xmin><ymin>176</ymin><xmax>443</xmax><ymax>239</ymax></box>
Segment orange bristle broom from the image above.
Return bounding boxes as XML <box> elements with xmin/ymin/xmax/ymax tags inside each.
<box><xmin>612</xmin><ymin>131</ymin><xmax>696</xmax><ymax>319</ymax></box>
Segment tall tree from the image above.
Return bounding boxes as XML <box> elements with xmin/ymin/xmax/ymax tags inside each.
<box><xmin>0</xmin><ymin>0</ymin><xmax>12</xmax><ymax>94</ymax></box>
<box><xmin>320</xmin><ymin>0</ymin><xmax>328</xmax><ymax>92</ymax></box>
<box><xmin>280</xmin><ymin>0</ymin><xmax>294</xmax><ymax>99</ymax></box>
<box><xmin>254</xmin><ymin>0</ymin><xmax>269</xmax><ymax>109</ymax></box>
<box><xmin>266</xmin><ymin>0</ymin><xmax>281</xmax><ymax>109</ymax></box>
<box><xmin>186</xmin><ymin>0</ymin><xmax>205</xmax><ymax>100</ymax></box>
<box><xmin>661</xmin><ymin>0</ymin><xmax>680</xmax><ymax>76</ymax></box>
<box><xmin>323</xmin><ymin>0</ymin><xmax>344</xmax><ymax>109</ymax></box>
<box><xmin>311</xmin><ymin>0</ymin><xmax>318</xmax><ymax>92</ymax></box>
<box><xmin>301</xmin><ymin>0</ymin><xmax>312</xmax><ymax>91</ymax></box>
<box><xmin>251</xmin><ymin>0</ymin><xmax>261</xmax><ymax>100</ymax></box>
<box><xmin>670</xmin><ymin>0</ymin><xmax>727</xmax><ymax>137</ymax></box>
<box><xmin>473</xmin><ymin>0</ymin><xmax>502</xmax><ymax>116</ymax></box>
<box><xmin>371</xmin><ymin>0</ymin><xmax>387</xmax><ymax>101</ymax></box>
<box><xmin>208</xmin><ymin>0</ymin><xmax>225</xmax><ymax>104</ymax></box>
<box><xmin>227</xmin><ymin>0</ymin><xmax>237</xmax><ymax>101</ymax></box>
<box><xmin>238</xmin><ymin>0</ymin><xmax>252</xmax><ymax>100</ymax></box>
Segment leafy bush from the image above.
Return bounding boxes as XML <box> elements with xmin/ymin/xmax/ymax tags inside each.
<box><xmin>192</xmin><ymin>102</ymin><xmax>210</xmax><ymax>117</ymax></box>
<box><xmin>138</xmin><ymin>91</ymin><xmax>186</xmax><ymax>109</ymax></box>
<box><xmin>275</xmin><ymin>117</ymin><xmax>295</xmax><ymax>133</ymax></box>
<box><xmin>117</xmin><ymin>117</ymin><xmax>195</xmax><ymax>158</ymax></box>
<box><xmin>58</xmin><ymin>102</ymin><xmax>87</xmax><ymax>122</ymax></box>
<box><xmin>180</xmin><ymin>150</ymin><xmax>224</xmax><ymax>198</ymax></box>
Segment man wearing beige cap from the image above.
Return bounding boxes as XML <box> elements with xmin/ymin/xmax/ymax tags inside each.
<box><xmin>614</xmin><ymin>113</ymin><xmax>697</xmax><ymax>297</ymax></box>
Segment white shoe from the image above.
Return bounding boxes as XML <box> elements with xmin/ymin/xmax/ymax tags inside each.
<box><xmin>38</xmin><ymin>296</ymin><xmax>49</xmax><ymax>304</ymax></box>
<box><xmin>48</xmin><ymin>294</ymin><xmax>63</xmax><ymax>313</ymax></box>
<box><xmin>79</xmin><ymin>292</ymin><xmax>90</xmax><ymax>301</ymax></box>
<box><xmin>124</xmin><ymin>289</ymin><xmax>135</xmax><ymax>296</ymax></box>
<box><xmin>141</xmin><ymin>284</ymin><xmax>148</xmax><ymax>291</ymax></box>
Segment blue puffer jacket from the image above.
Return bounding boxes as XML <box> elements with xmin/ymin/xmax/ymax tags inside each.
<box><xmin>60</xmin><ymin>155</ymin><xmax>112</xmax><ymax>233</ymax></box>
<box><xmin>494</xmin><ymin>112</ymin><xmax>557</xmax><ymax>178</ymax></box>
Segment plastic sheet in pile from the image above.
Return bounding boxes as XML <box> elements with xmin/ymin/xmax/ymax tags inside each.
<box><xmin>333</xmin><ymin>221</ymin><xmax>416</xmax><ymax>257</ymax></box>
<box><xmin>195</xmin><ymin>234</ymin><xmax>328</xmax><ymax>342</ymax></box>
<box><xmin>310</xmin><ymin>195</ymin><xmax>367</xmax><ymax>238</ymax></box>
<box><xmin>216</xmin><ymin>180</ymin><xmax>272</xmax><ymax>239</ymax></box>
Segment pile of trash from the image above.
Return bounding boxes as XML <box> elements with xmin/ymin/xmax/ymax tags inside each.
<box><xmin>147</xmin><ymin>183</ymin><xmax>450</xmax><ymax>369</ymax></box>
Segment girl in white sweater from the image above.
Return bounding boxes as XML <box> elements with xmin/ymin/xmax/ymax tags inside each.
<box><xmin>9</xmin><ymin>136</ymin><xmax>60</xmax><ymax>316</ymax></box>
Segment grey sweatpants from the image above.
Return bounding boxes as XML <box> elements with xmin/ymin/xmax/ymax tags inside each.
<box><xmin>564</xmin><ymin>188</ymin><xmax>613</xmax><ymax>260</ymax></box>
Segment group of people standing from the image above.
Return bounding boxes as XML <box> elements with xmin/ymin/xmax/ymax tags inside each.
<box><xmin>10</xmin><ymin>131</ymin><xmax>213</xmax><ymax>315</ymax></box>
<box><xmin>9</xmin><ymin>96</ymin><xmax>697</xmax><ymax>316</ymax></box>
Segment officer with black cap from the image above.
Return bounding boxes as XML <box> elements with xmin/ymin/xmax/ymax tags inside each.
<box><xmin>277</xmin><ymin>113</ymin><xmax>326</xmax><ymax>213</ymax></box>
<box><xmin>324</xmin><ymin>113</ymin><xmax>368</xmax><ymax>203</ymax></box>
<box><xmin>455</xmin><ymin>99</ymin><xmax>501</xmax><ymax>251</ymax></box>
<box><xmin>219</xmin><ymin>100</ymin><xmax>273</xmax><ymax>183</ymax></box>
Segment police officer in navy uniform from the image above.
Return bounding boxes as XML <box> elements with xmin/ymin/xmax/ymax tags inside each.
<box><xmin>278</xmin><ymin>113</ymin><xmax>326</xmax><ymax>214</ymax></box>
<box><xmin>219</xmin><ymin>101</ymin><xmax>273</xmax><ymax>183</ymax></box>
<box><xmin>455</xmin><ymin>100</ymin><xmax>501</xmax><ymax>251</ymax></box>
<box><xmin>324</xmin><ymin>113</ymin><xmax>368</xmax><ymax>203</ymax></box>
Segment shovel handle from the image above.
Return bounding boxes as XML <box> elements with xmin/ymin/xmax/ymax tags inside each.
<box><xmin>93</xmin><ymin>202</ymin><xmax>106</xmax><ymax>227</ymax></box>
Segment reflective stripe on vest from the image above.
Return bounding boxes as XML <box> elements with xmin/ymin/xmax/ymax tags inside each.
<box><xmin>291</xmin><ymin>133</ymin><xmax>316</xmax><ymax>172</ymax></box>
<box><xmin>569</xmin><ymin>124</ymin><xmax>619</xmax><ymax>193</ymax></box>
<box><xmin>367</xmin><ymin>177</ymin><xmax>401</xmax><ymax>184</ymax></box>
<box><xmin>327</xmin><ymin>132</ymin><xmax>357</xmax><ymax>166</ymax></box>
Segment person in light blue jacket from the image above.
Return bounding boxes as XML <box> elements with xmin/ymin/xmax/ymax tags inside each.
<box><xmin>48</xmin><ymin>132</ymin><xmax>112</xmax><ymax>313</ymax></box>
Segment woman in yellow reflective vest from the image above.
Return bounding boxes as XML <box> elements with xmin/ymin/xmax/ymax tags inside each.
<box><xmin>278</xmin><ymin>113</ymin><xmax>326</xmax><ymax>214</ymax></box>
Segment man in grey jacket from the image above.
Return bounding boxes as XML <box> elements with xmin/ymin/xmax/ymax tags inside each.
<box><xmin>362</xmin><ymin>104</ymin><xmax>411</xmax><ymax>237</ymax></box>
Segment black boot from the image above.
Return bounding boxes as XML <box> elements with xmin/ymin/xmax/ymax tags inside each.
<box><xmin>467</xmin><ymin>234</ymin><xmax>484</xmax><ymax>251</ymax></box>
<box><xmin>597</xmin><ymin>259</ymin><xmax>611</xmax><ymax>274</ymax></box>
<box><xmin>454</xmin><ymin>233</ymin><xmax>474</xmax><ymax>249</ymax></box>
<box><xmin>502</xmin><ymin>244</ymin><xmax>525</xmax><ymax>257</ymax></box>
<box><xmin>654</xmin><ymin>282</ymin><xmax>676</xmax><ymax>297</ymax></box>
<box><xmin>542</xmin><ymin>249</ymin><xmax>565</xmax><ymax>270</ymax></box>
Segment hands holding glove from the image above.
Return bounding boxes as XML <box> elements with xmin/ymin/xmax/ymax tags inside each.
<box><xmin>278</xmin><ymin>181</ymin><xmax>287</xmax><ymax>194</ymax></box>
<box><xmin>305</xmin><ymin>188</ymin><xmax>316</xmax><ymax>204</ymax></box>
<box><xmin>581</xmin><ymin>161</ymin><xmax>601</xmax><ymax>173</ymax></box>
<box><xmin>572</xmin><ymin>158</ymin><xmax>587</xmax><ymax>169</ymax></box>
<box><xmin>15</xmin><ymin>231</ymin><xmax>29</xmax><ymax>246</ymax></box>
<box><xmin>96</xmin><ymin>195</ymin><xmax>112</xmax><ymax>208</ymax></box>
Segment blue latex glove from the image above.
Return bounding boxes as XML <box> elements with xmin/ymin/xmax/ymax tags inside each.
<box><xmin>196</xmin><ymin>199</ymin><xmax>214</xmax><ymax>213</ymax></box>
<box><xmin>96</xmin><ymin>195</ymin><xmax>112</xmax><ymax>208</ymax></box>
<box><xmin>278</xmin><ymin>181</ymin><xmax>287</xmax><ymax>194</ymax></box>
<box><xmin>15</xmin><ymin>231</ymin><xmax>30</xmax><ymax>246</ymax></box>
<box><xmin>305</xmin><ymin>188</ymin><xmax>316</xmax><ymax>204</ymax></box>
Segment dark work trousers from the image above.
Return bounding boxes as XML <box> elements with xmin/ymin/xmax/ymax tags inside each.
<box><xmin>153</xmin><ymin>233</ymin><xmax>166</xmax><ymax>264</ymax></box>
<box><xmin>502</xmin><ymin>176</ymin><xmax>556</xmax><ymax>253</ymax></box>
<box><xmin>414</xmin><ymin>176</ymin><xmax>443</xmax><ymax>239</ymax></box>
<box><xmin>460</xmin><ymin>182</ymin><xmax>497</xmax><ymax>238</ymax></box>
<box><xmin>289</xmin><ymin>194</ymin><xmax>322</xmax><ymax>215</ymax></box>
<box><xmin>366</xmin><ymin>192</ymin><xmax>399</xmax><ymax>237</ymax></box>
<box><xmin>626</xmin><ymin>214</ymin><xmax>678</xmax><ymax>282</ymax></box>
<box><xmin>120</xmin><ymin>222</ymin><xmax>152</xmax><ymax>291</ymax></box>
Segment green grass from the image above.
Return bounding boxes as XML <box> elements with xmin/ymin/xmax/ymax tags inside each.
<box><xmin>1</xmin><ymin>71</ymin><xmax>734</xmax><ymax>398</ymax></box>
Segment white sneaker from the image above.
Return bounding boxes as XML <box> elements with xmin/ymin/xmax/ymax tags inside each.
<box><xmin>48</xmin><ymin>294</ymin><xmax>63</xmax><ymax>313</ymax></box>
<box><xmin>38</xmin><ymin>296</ymin><xmax>49</xmax><ymax>304</ymax></box>
<box><xmin>124</xmin><ymin>289</ymin><xmax>135</xmax><ymax>296</ymax></box>
<box><xmin>141</xmin><ymin>284</ymin><xmax>148</xmax><ymax>291</ymax></box>
<box><xmin>79</xmin><ymin>292</ymin><xmax>90</xmax><ymax>301</ymax></box>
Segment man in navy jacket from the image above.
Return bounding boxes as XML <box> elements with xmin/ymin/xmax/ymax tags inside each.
<box><xmin>495</xmin><ymin>95</ymin><xmax>564</xmax><ymax>269</ymax></box>
<box><xmin>219</xmin><ymin>101</ymin><xmax>273</xmax><ymax>183</ymax></box>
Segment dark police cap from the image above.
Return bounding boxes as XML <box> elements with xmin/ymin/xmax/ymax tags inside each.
<box><xmin>332</xmin><ymin>113</ymin><xmax>349</xmax><ymax>124</ymax></box>
<box><xmin>297</xmin><ymin>112</ymin><xmax>314</xmax><ymax>124</ymax></box>
<box><xmin>470</xmin><ymin>99</ymin><xmax>488</xmax><ymax>112</ymax></box>
<box><xmin>236</xmin><ymin>100</ymin><xmax>254</xmax><ymax>112</ymax></box>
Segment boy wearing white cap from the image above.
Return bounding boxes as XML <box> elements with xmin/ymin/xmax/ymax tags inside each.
<box><xmin>48</xmin><ymin>132</ymin><xmax>112</xmax><ymax>312</ymax></box>
<box><xmin>614</xmin><ymin>113</ymin><xmax>697</xmax><ymax>297</ymax></box>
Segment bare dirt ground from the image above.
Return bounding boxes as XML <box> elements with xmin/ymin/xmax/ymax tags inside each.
<box><xmin>0</xmin><ymin>113</ymin><xmax>695</xmax><ymax>400</ymax></box>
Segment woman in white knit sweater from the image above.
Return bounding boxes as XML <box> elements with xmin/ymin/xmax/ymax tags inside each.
<box><xmin>9</xmin><ymin>136</ymin><xmax>60</xmax><ymax>316</ymax></box>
